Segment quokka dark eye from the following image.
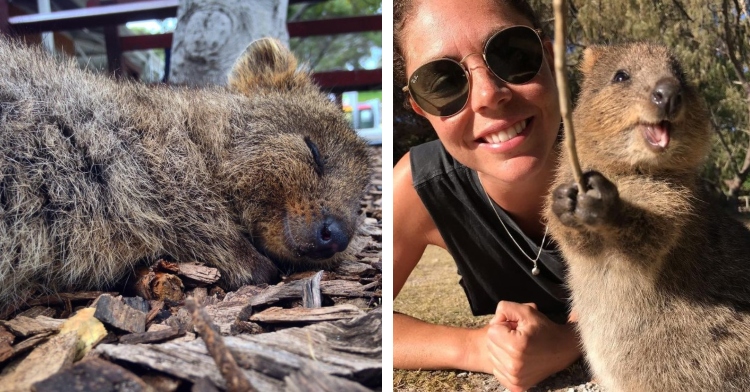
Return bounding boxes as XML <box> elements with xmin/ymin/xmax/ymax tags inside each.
<box><xmin>613</xmin><ymin>70</ymin><xmax>630</xmax><ymax>83</ymax></box>
<box><xmin>304</xmin><ymin>136</ymin><xmax>325</xmax><ymax>176</ymax></box>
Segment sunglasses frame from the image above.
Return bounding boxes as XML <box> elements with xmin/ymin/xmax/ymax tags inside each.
<box><xmin>403</xmin><ymin>25</ymin><xmax>545</xmax><ymax>117</ymax></box>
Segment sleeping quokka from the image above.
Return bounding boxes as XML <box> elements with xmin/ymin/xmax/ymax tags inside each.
<box><xmin>0</xmin><ymin>37</ymin><xmax>369</xmax><ymax>311</ymax></box>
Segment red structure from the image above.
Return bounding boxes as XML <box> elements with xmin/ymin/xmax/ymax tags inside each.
<box><xmin>0</xmin><ymin>0</ymin><xmax>382</xmax><ymax>93</ymax></box>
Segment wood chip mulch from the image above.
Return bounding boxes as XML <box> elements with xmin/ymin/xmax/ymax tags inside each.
<box><xmin>0</xmin><ymin>146</ymin><xmax>383</xmax><ymax>392</ymax></box>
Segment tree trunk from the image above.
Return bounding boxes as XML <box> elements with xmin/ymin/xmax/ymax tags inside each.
<box><xmin>169</xmin><ymin>0</ymin><xmax>289</xmax><ymax>86</ymax></box>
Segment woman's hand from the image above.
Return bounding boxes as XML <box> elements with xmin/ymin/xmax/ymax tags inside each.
<box><xmin>485</xmin><ymin>301</ymin><xmax>581</xmax><ymax>392</ymax></box>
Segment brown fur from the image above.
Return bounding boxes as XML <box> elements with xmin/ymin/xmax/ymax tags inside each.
<box><xmin>0</xmin><ymin>37</ymin><xmax>370</xmax><ymax>312</ymax></box>
<box><xmin>546</xmin><ymin>43</ymin><xmax>750</xmax><ymax>391</ymax></box>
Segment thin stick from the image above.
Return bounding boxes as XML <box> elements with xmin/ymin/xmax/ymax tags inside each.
<box><xmin>185</xmin><ymin>297</ymin><xmax>255</xmax><ymax>392</ymax></box>
<box><xmin>553</xmin><ymin>0</ymin><xmax>586</xmax><ymax>191</ymax></box>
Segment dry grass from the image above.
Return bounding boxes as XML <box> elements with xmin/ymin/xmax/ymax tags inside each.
<box><xmin>394</xmin><ymin>245</ymin><xmax>493</xmax><ymax>328</ymax></box>
<box><xmin>393</xmin><ymin>245</ymin><xmax>498</xmax><ymax>391</ymax></box>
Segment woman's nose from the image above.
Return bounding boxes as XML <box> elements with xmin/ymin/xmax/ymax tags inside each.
<box><xmin>467</xmin><ymin>62</ymin><xmax>512</xmax><ymax>114</ymax></box>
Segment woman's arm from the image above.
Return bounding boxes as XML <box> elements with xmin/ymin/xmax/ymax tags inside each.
<box><xmin>393</xmin><ymin>152</ymin><xmax>492</xmax><ymax>372</ymax></box>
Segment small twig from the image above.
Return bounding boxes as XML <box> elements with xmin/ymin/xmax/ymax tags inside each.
<box><xmin>185</xmin><ymin>297</ymin><xmax>255</xmax><ymax>392</ymax></box>
<box><xmin>553</xmin><ymin>0</ymin><xmax>586</xmax><ymax>192</ymax></box>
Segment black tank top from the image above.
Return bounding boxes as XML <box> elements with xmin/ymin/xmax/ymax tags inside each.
<box><xmin>410</xmin><ymin>140</ymin><xmax>570</xmax><ymax>319</ymax></box>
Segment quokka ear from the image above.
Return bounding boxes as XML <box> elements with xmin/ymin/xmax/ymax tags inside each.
<box><xmin>579</xmin><ymin>45</ymin><xmax>602</xmax><ymax>76</ymax></box>
<box><xmin>227</xmin><ymin>37</ymin><xmax>315</xmax><ymax>95</ymax></box>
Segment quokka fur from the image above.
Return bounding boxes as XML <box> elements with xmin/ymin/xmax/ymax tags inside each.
<box><xmin>546</xmin><ymin>43</ymin><xmax>750</xmax><ymax>391</ymax></box>
<box><xmin>0</xmin><ymin>37</ymin><xmax>370</xmax><ymax>311</ymax></box>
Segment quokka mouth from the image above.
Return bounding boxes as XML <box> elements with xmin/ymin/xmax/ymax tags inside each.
<box><xmin>640</xmin><ymin>120</ymin><xmax>671</xmax><ymax>151</ymax></box>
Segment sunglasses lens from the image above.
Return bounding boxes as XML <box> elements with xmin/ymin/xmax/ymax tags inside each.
<box><xmin>408</xmin><ymin>59</ymin><xmax>469</xmax><ymax>117</ymax></box>
<box><xmin>485</xmin><ymin>26</ymin><xmax>544</xmax><ymax>84</ymax></box>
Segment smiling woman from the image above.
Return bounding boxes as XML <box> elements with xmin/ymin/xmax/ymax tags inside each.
<box><xmin>392</xmin><ymin>0</ymin><xmax>582</xmax><ymax>390</ymax></box>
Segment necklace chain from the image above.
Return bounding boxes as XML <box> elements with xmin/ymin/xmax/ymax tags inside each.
<box><xmin>478</xmin><ymin>174</ymin><xmax>547</xmax><ymax>276</ymax></box>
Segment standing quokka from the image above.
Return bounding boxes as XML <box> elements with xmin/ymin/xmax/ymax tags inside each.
<box><xmin>0</xmin><ymin>37</ymin><xmax>370</xmax><ymax>312</ymax></box>
<box><xmin>546</xmin><ymin>43</ymin><xmax>750</xmax><ymax>391</ymax></box>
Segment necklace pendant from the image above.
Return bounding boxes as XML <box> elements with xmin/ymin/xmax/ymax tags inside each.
<box><xmin>478</xmin><ymin>174</ymin><xmax>548</xmax><ymax>278</ymax></box>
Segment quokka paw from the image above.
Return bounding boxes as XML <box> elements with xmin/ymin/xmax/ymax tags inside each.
<box><xmin>552</xmin><ymin>171</ymin><xmax>620</xmax><ymax>227</ymax></box>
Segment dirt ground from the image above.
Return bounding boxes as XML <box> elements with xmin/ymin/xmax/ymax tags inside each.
<box><xmin>393</xmin><ymin>245</ymin><xmax>599</xmax><ymax>392</ymax></box>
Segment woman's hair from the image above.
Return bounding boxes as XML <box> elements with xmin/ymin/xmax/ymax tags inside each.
<box><xmin>394</xmin><ymin>0</ymin><xmax>545</xmax><ymax>108</ymax></box>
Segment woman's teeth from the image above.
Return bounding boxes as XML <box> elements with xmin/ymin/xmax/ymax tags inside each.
<box><xmin>484</xmin><ymin>120</ymin><xmax>526</xmax><ymax>144</ymax></box>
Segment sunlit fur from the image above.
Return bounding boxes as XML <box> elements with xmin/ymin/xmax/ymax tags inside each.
<box><xmin>546</xmin><ymin>43</ymin><xmax>750</xmax><ymax>391</ymax></box>
<box><xmin>0</xmin><ymin>37</ymin><xmax>369</xmax><ymax>311</ymax></box>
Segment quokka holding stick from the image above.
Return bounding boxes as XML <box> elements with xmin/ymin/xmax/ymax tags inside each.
<box><xmin>0</xmin><ymin>37</ymin><xmax>369</xmax><ymax>311</ymax></box>
<box><xmin>546</xmin><ymin>43</ymin><xmax>750</xmax><ymax>391</ymax></box>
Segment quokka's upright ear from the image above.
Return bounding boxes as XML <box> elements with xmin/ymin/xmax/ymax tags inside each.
<box><xmin>227</xmin><ymin>37</ymin><xmax>316</xmax><ymax>95</ymax></box>
<box><xmin>579</xmin><ymin>46</ymin><xmax>601</xmax><ymax>76</ymax></box>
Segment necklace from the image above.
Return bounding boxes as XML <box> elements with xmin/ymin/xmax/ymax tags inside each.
<box><xmin>478</xmin><ymin>174</ymin><xmax>547</xmax><ymax>276</ymax></box>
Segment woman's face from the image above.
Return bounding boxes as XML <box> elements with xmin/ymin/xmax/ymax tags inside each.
<box><xmin>402</xmin><ymin>0</ymin><xmax>561</xmax><ymax>185</ymax></box>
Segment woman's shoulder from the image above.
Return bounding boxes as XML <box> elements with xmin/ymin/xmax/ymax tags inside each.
<box><xmin>409</xmin><ymin>140</ymin><xmax>469</xmax><ymax>186</ymax></box>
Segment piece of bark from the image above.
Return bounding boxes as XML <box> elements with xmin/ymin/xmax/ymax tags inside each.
<box><xmin>8</xmin><ymin>331</ymin><xmax>53</xmax><ymax>358</ymax></box>
<box><xmin>185</xmin><ymin>298</ymin><xmax>255</xmax><ymax>392</ymax></box>
<box><xmin>146</xmin><ymin>301</ymin><xmax>166</xmax><ymax>325</ymax></box>
<box><xmin>333</xmin><ymin>298</ymin><xmax>371</xmax><ymax>309</ymax></box>
<box><xmin>0</xmin><ymin>316</ymin><xmax>64</xmax><ymax>337</ymax></box>
<box><xmin>302</xmin><ymin>271</ymin><xmax>323</xmax><ymax>309</ymax></box>
<box><xmin>17</xmin><ymin>306</ymin><xmax>56</xmax><ymax>319</ymax></box>
<box><xmin>284</xmin><ymin>364</ymin><xmax>371</xmax><ymax>392</ymax></box>
<box><xmin>165</xmin><ymin>307</ymin><xmax>193</xmax><ymax>334</ymax></box>
<box><xmin>0</xmin><ymin>344</ymin><xmax>11</xmax><ymax>364</ymax></box>
<box><xmin>132</xmin><ymin>268</ymin><xmax>185</xmax><ymax>302</ymax></box>
<box><xmin>320</xmin><ymin>281</ymin><xmax>380</xmax><ymax>298</ymax></box>
<box><xmin>178</xmin><ymin>263</ymin><xmax>221</xmax><ymax>285</ymax></box>
<box><xmin>119</xmin><ymin>327</ymin><xmax>184</xmax><ymax>345</ymax></box>
<box><xmin>0</xmin><ymin>331</ymin><xmax>78</xmax><ymax>390</ymax></box>
<box><xmin>132</xmin><ymin>267</ymin><xmax>157</xmax><ymax>300</ymax></box>
<box><xmin>195</xmin><ymin>301</ymin><xmax>253</xmax><ymax>335</ymax></box>
<box><xmin>156</xmin><ymin>259</ymin><xmax>180</xmax><ymax>273</ymax></box>
<box><xmin>59</xmin><ymin>307</ymin><xmax>108</xmax><ymax>360</ymax></box>
<box><xmin>333</xmin><ymin>261</ymin><xmax>376</xmax><ymax>277</ymax></box>
<box><xmin>94</xmin><ymin>294</ymin><xmax>147</xmax><ymax>334</ymax></box>
<box><xmin>360</xmin><ymin>280</ymin><xmax>381</xmax><ymax>291</ymax></box>
<box><xmin>344</xmin><ymin>234</ymin><xmax>370</xmax><ymax>257</ymax></box>
<box><xmin>357</xmin><ymin>222</ymin><xmax>381</xmax><ymax>237</ymax></box>
<box><xmin>249</xmin><ymin>305</ymin><xmax>365</xmax><ymax>324</ymax></box>
<box><xmin>171</xmin><ymin>332</ymin><xmax>197</xmax><ymax>343</ymax></box>
<box><xmin>247</xmin><ymin>280</ymin><xmax>306</xmax><ymax>307</ymax></box>
<box><xmin>123</xmin><ymin>297</ymin><xmax>150</xmax><ymax>313</ymax></box>
<box><xmin>221</xmin><ymin>285</ymin><xmax>267</xmax><ymax>303</ymax></box>
<box><xmin>147</xmin><ymin>324</ymin><xmax>172</xmax><ymax>332</ymax></box>
<box><xmin>0</xmin><ymin>326</ymin><xmax>13</xmax><ymax>363</ymax></box>
<box><xmin>191</xmin><ymin>376</ymin><xmax>220</xmax><ymax>392</ymax></box>
<box><xmin>0</xmin><ymin>326</ymin><xmax>14</xmax><ymax>345</ymax></box>
<box><xmin>189</xmin><ymin>287</ymin><xmax>208</xmax><ymax>306</ymax></box>
<box><xmin>152</xmin><ymin>273</ymin><xmax>185</xmax><ymax>302</ymax></box>
<box><xmin>140</xmin><ymin>374</ymin><xmax>183</xmax><ymax>392</ymax></box>
<box><xmin>231</xmin><ymin>321</ymin><xmax>265</xmax><ymax>335</ymax></box>
<box><xmin>31</xmin><ymin>357</ymin><xmax>151</xmax><ymax>392</ymax></box>
<box><xmin>208</xmin><ymin>286</ymin><xmax>226</xmax><ymax>301</ymax></box>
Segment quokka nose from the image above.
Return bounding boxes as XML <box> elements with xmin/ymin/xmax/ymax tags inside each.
<box><xmin>308</xmin><ymin>218</ymin><xmax>350</xmax><ymax>259</ymax></box>
<box><xmin>651</xmin><ymin>77</ymin><xmax>683</xmax><ymax>118</ymax></box>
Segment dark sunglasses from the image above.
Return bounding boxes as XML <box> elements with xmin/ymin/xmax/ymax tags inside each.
<box><xmin>403</xmin><ymin>25</ymin><xmax>545</xmax><ymax>117</ymax></box>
